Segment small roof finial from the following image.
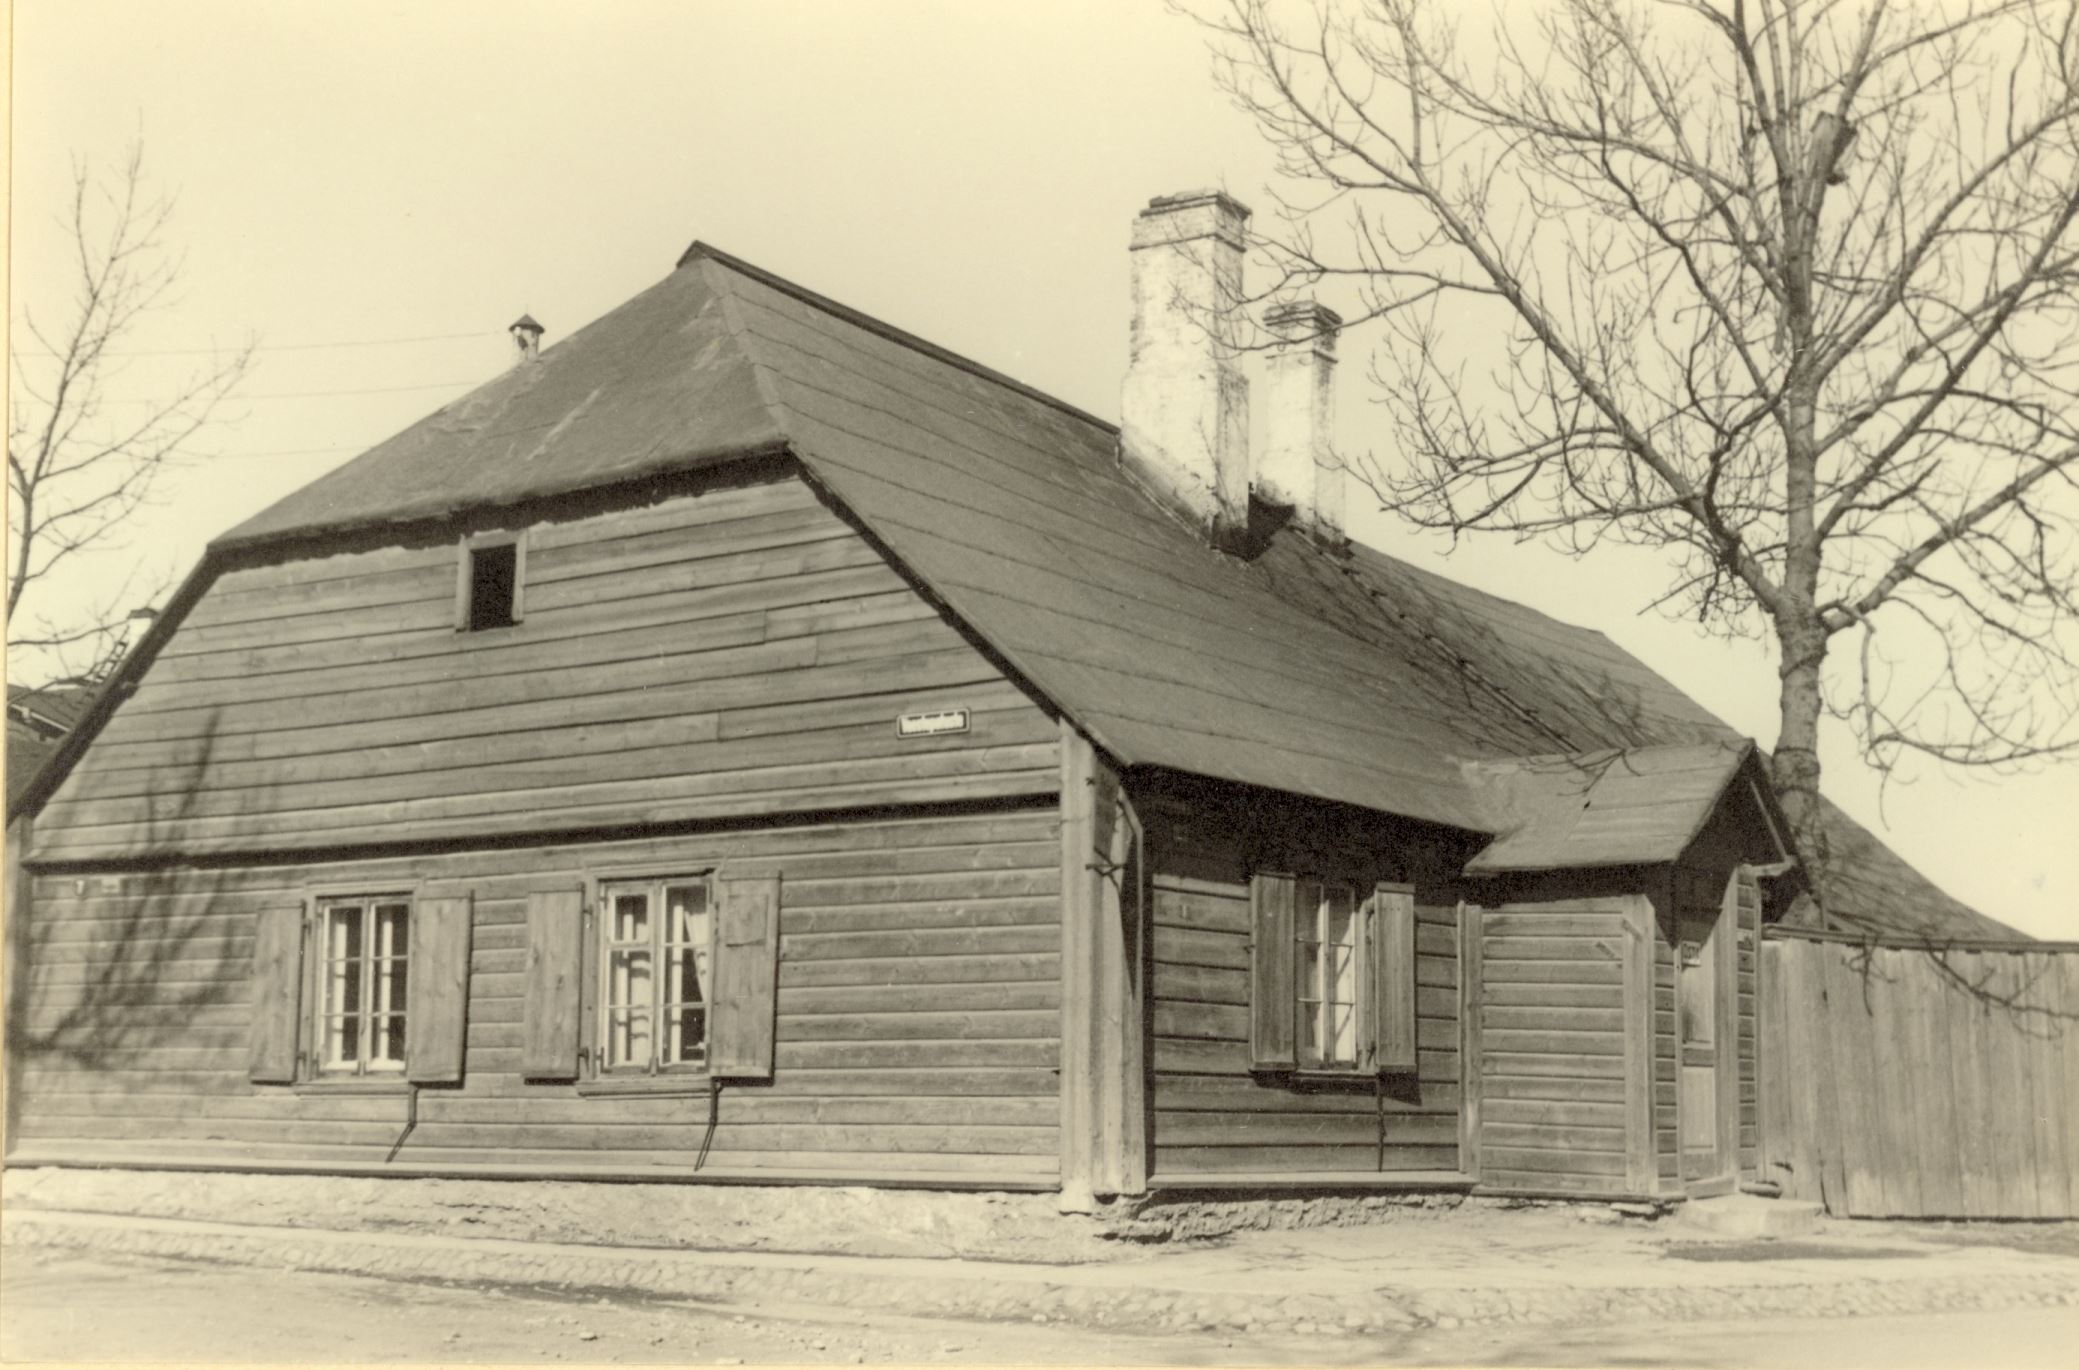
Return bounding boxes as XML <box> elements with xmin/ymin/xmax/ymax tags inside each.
<box><xmin>510</xmin><ymin>313</ymin><xmax>545</xmax><ymax>363</ymax></box>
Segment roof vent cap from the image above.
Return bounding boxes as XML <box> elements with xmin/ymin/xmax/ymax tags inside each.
<box><xmin>510</xmin><ymin>314</ymin><xmax>545</xmax><ymax>363</ymax></box>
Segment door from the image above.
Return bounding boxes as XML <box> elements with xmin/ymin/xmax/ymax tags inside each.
<box><xmin>1676</xmin><ymin>895</ymin><xmax>1737</xmax><ymax>1192</ymax></box>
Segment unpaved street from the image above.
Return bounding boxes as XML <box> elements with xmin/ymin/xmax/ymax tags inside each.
<box><xmin>4</xmin><ymin>1245</ymin><xmax>2076</xmax><ymax>1368</ymax></box>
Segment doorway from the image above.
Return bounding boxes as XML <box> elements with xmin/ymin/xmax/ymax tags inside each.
<box><xmin>1676</xmin><ymin>884</ymin><xmax>1737</xmax><ymax>1193</ymax></box>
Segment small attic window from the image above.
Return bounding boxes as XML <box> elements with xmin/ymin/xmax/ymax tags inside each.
<box><xmin>458</xmin><ymin>532</ymin><xmax>524</xmax><ymax>632</ymax></box>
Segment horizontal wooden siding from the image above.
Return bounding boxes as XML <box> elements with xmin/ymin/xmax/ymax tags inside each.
<box><xmin>13</xmin><ymin>809</ymin><xmax>1062</xmax><ymax>1182</ymax></box>
<box><xmin>1474</xmin><ymin>906</ymin><xmax>1633</xmax><ymax>1195</ymax></box>
<box><xmin>33</xmin><ymin>472</ymin><xmax>1057</xmax><ymax>860</ymax></box>
<box><xmin>1145</xmin><ymin>815</ymin><xmax>1462</xmax><ymax>1179</ymax></box>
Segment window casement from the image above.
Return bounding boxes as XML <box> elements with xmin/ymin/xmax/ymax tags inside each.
<box><xmin>1678</xmin><ymin>936</ymin><xmax>1717</xmax><ymax>1049</ymax></box>
<box><xmin>316</xmin><ymin>896</ymin><xmax>412</xmax><ymax>1076</ymax></box>
<box><xmin>518</xmin><ymin>874</ymin><xmax>781</xmax><ymax>1089</ymax></box>
<box><xmin>457</xmin><ymin>529</ymin><xmax>524</xmax><ymax>632</ymax></box>
<box><xmin>1295</xmin><ymin>879</ymin><xmax>1363</xmax><ymax>1069</ymax></box>
<box><xmin>597</xmin><ymin>877</ymin><xmax>713</xmax><ymax>1076</ymax></box>
<box><xmin>1250</xmin><ymin>873</ymin><xmax>1418</xmax><ymax>1077</ymax></box>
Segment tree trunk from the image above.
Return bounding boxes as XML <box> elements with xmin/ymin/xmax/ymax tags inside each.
<box><xmin>1773</xmin><ymin>615</ymin><xmax>1831</xmax><ymax>923</ymax></box>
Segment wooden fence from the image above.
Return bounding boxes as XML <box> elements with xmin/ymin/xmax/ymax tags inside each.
<box><xmin>1759</xmin><ymin>929</ymin><xmax>2079</xmax><ymax>1218</ymax></box>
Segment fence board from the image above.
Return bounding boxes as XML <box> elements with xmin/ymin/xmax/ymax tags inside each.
<box><xmin>1819</xmin><ymin>949</ymin><xmax>1880</xmax><ymax>1215</ymax></box>
<box><xmin>1762</xmin><ymin>933</ymin><xmax>2079</xmax><ymax>1220</ymax></box>
<box><xmin>1985</xmin><ymin>953</ymin><xmax>2039</xmax><ymax>1219</ymax></box>
<box><xmin>1907</xmin><ymin>951</ymin><xmax>1964</xmax><ymax>1218</ymax></box>
<box><xmin>1951</xmin><ymin>952</ymin><xmax>2001</xmax><ymax>1217</ymax></box>
<box><xmin>1798</xmin><ymin>943</ymin><xmax>1848</xmax><ymax>1209</ymax></box>
<box><xmin>1864</xmin><ymin>950</ymin><xmax>1919</xmax><ymax>1217</ymax></box>
<box><xmin>2061</xmin><ymin>956</ymin><xmax>2079</xmax><ymax>1217</ymax></box>
<box><xmin>2021</xmin><ymin>953</ymin><xmax>2071</xmax><ymax>1219</ymax></box>
<box><xmin>1757</xmin><ymin>943</ymin><xmax>1793</xmax><ymax>1194</ymax></box>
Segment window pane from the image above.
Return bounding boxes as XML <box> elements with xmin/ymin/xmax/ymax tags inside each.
<box><xmin>372</xmin><ymin>904</ymin><xmax>409</xmax><ymax>1025</ymax></box>
<box><xmin>371</xmin><ymin>1015</ymin><xmax>407</xmax><ymax>1070</ymax></box>
<box><xmin>660</xmin><ymin>884</ymin><xmax>709</xmax><ymax>1065</ymax></box>
<box><xmin>612</xmin><ymin>892</ymin><xmax>650</xmax><ymax>945</ymax></box>
<box><xmin>1680</xmin><ymin>940</ymin><xmax>1715</xmax><ymax>1046</ymax></box>
<box><xmin>322</xmin><ymin>907</ymin><xmax>363</xmax><ymax>1071</ymax></box>
<box><xmin>1326</xmin><ymin>1001</ymin><xmax>1356</xmax><ymax>1063</ymax></box>
<box><xmin>607</xmin><ymin>1009</ymin><xmax>656</xmax><ymax>1069</ymax></box>
<box><xmin>607</xmin><ymin>950</ymin><xmax>653</xmax><ymax>1067</ymax></box>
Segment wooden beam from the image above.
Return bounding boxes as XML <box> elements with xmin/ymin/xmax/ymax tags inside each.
<box><xmin>1057</xmin><ymin>723</ymin><xmax>1146</xmax><ymax>1207</ymax></box>
<box><xmin>1458</xmin><ymin>903</ymin><xmax>1483</xmax><ymax>1183</ymax></box>
<box><xmin>1622</xmin><ymin>894</ymin><xmax>1655</xmax><ymax>1196</ymax></box>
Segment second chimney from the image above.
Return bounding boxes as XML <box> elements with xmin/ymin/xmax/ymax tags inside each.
<box><xmin>1259</xmin><ymin>300</ymin><xmax>1344</xmax><ymax>540</ymax></box>
<box><xmin>1121</xmin><ymin>191</ymin><xmax>1251</xmax><ymax>539</ymax></box>
<box><xmin>510</xmin><ymin>314</ymin><xmax>545</xmax><ymax>364</ymax></box>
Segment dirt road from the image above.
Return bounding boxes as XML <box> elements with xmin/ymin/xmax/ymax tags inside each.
<box><xmin>5</xmin><ymin>1245</ymin><xmax>2075</xmax><ymax>1368</ymax></box>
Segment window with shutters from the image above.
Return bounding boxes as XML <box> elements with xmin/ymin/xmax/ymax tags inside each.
<box><xmin>314</xmin><ymin>896</ymin><xmax>412</xmax><ymax>1076</ymax></box>
<box><xmin>1251</xmin><ymin>873</ymin><xmax>1419</xmax><ymax>1078</ymax></box>
<box><xmin>596</xmin><ymin>877</ymin><xmax>712</xmax><ymax>1075</ymax></box>
<box><xmin>249</xmin><ymin>891</ymin><xmax>470</xmax><ymax>1090</ymax></box>
<box><xmin>521</xmin><ymin>874</ymin><xmax>778</xmax><ymax>1090</ymax></box>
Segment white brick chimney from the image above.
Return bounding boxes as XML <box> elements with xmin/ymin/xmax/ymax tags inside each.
<box><xmin>1121</xmin><ymin>191</ymin><xmax>1251</xmax><ymax>539</ymax></box>
<box><xmin>1259</xmin><ymin>300</ymin><xmax>1344</xmax><ymax>540</ymax></box>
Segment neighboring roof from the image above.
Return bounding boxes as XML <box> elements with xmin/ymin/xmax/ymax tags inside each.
<box><xmin>7</xmin><ymin>730</ymin><xmax>63</xmax><ymax>810</ymax></box>
<box><xmin>7</xmin><ymin>683</ymin><xmax>95</xmax><ymax>737</ymax></box>
<box><xmin>1463</xmin><ymin>740</ymin><xmax>1781</xmax><ymax>874</ymax></box>
<box><xmin>7</xmin><ymin>684</ymin><xmax>96</xmax><ymax>809</ymax></box>
<box><xmin>1813</xmin><ymin>803</ymin><xmax>2025</xmax><ymax>942</ymax></box>
<box><xmin>128</xmin><ymin>244</ymin><xmax>2020</xmax><ymax>939</ymax></box>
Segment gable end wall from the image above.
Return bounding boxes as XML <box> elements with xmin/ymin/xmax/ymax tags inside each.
<box><xmin>31</xmin><ymin>469</ymin><xmax>1058</xmax><ymax>862</ymax></box>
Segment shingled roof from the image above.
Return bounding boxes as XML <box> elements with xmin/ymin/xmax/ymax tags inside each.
<box><xmin>1463</xmin><ymin>740</ymin><xmax>1786</xmax><ymax>875</ymax></box>
<box><xmin>189</xmin><ymin>247</ymin><xmax>2022</xmax><ymax>940</ymax></box>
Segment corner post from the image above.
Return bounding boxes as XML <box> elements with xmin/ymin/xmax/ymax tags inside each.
<box><xmin>2</xmin><ymin>816</ymin><xmax>29</xmax><ymax>1150</ymax></box>
<box><xmin>1622</xmin><ymin>893</ymin><xmax>1657</xmax><ymax>1197</ymax></box>
<box><xmin>1458</xmin><ymin>901</ymin><xmax>1483</xmax><ymax>1183</ymax></box>
<box><xmin>1058</xmin><ymin>723</ymin><xmax>1145</xmax><ymax>1210</ymax></box>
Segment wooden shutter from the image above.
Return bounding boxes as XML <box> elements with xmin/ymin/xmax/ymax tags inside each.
<box><xmin>1249</xmin><ymin>872</ymin><xmax>1298</xmax><ymax>1071</ymax></box>
<box><xmin>709</xmin><ymin>875</ymin><xmax>781</xmax><ymax>1080</ymax></box>
<box><xmin>521</xmin><ymin>888</ymin><xmax>584</xmax><ymax>1080</ymax></box>
<box><xmin>407</xmin><ymin>894</ymin><xmax>473</xmax><ymax>1084</ymax></box>
<box><xmin>1372</xmin><ymin>884</ymin><xmax>1418</xmax><ymax>1073</ymax></box>
<box><xmin>248</xmin><ymin>904</ymin><xmax>305</xmax><ymax>1084</ymax></box>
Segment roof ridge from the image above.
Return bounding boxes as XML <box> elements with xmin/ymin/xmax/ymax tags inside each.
<box><xmin>680</xmin><ymin>241</ymin><xmax>1121</xmax><ymax>438</ymax></box>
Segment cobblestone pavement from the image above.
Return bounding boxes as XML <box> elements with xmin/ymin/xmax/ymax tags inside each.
<box><xmin>7</xmin><ymin>1243</ymin><xmax>2079</xmax><ymax>1368</ymax></box>
<box><xmin>5</xmin><ymin>1198</ymin><xmax>2077</xmax><ymax>1342</ymax></box>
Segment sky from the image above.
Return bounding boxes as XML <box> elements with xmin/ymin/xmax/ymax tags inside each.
<box><xmin>7</xmin><ymin>0</ymin><xmax>2075</xmax><ymax>938</ymax></box>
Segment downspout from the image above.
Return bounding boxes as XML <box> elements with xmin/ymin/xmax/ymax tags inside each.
<box><xmin>384</xmin><ymin>1084</ymin><xmax>420</xmax><ymax>1164</ymax></box>
<box><xmin>695</xmin><ymin>1077</ymin><xmax>722</xmax><ymax>1170</ymax></box>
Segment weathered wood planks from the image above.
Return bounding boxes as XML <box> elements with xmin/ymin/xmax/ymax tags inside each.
<box><xmin>1143</xmin><ymin>795</ymin><xmax>1466</xmax><ymax>1180</ymax></box>
<box><xmin>31</xmin><ymin>471</ymin><xmax>1057</xmax><ymax>862</ymax></box>
<box><xmin>12</xmin><ymin>808</ymin><xmax>1065</xmax><ymax>1179</ymax></box>
<box><xmin>1472</xmin><ymin>901</ymin><xmax>1642</xmax><ymax>1197</ymax></box>
<box><xmin>1760</xmin><ymin>933</ymin><xmax>2079</xmax><ymax>1218</ymax></box>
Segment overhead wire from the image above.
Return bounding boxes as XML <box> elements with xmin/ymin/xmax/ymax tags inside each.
<box><xmin>10</xmin><ymin>329</ymin><xmax>500</xmax><ymax>358</ymax></box>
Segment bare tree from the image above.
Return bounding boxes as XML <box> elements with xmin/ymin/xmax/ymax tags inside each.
<box><xmin>1190</xmin><ymin>0</ymin><xmax>2079</xmax><ymax>904</ymax></box>
<box><xmin>7</xmin><ymin>144</ymin><xmax>251</xmax><ymax>692</ymax></box>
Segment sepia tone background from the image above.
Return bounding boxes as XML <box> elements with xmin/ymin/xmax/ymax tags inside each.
<box><xmin>8</xmin><ymin>0</ymin><xmax>2074</xmax><ymax>936</ymax></box>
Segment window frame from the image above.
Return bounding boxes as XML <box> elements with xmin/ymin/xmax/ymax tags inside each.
<box><xmin>576</xmin><ymin>866</ymin><xmax>718</xmax><ymax>1095</ymax></box>
<box><xmin>1292</xmin><ymin>875</ymin><xmax>1377</xmax><ymax>1077</ymax></box>
<box><xmin>455</xmin><ymin>528</ymin><xmax>527</xmax><ymax>634</ymax></box>
<box><xmin>301</xmin><ymin>888</ymin><xmax>418</xmax><ymax>1087</ymax></box>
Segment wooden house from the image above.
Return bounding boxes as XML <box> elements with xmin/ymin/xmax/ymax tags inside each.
<box><xmin>6</xmin><ymin>192</ymin><xmax>2009</xmax><ymax>1205</ymax></box>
